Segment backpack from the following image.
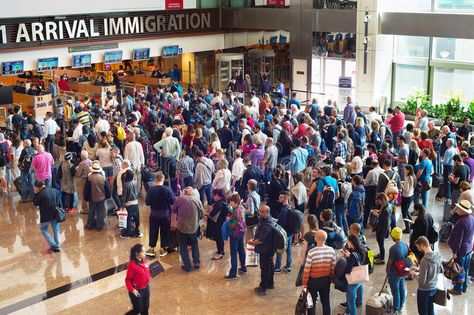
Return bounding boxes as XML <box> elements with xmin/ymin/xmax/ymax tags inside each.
<box><xmin>334</xmin><ymin>256</ymin><xmax>348</xmax><ymax>292</ymax></box>
<box><xmin>371</xmin><ymin>131</ymin><xmax>382</xmax><ymax>150</ymax></box>
<box><xmin>116</xmin><ymin>126</ymin><xmax>126</xmax><ymax>141</ymax></box>
<box><xmin>19</xmin><ymin>148</ymin><xmax>34</xmax><ymax>171</ymax></box>
<box><xmin>232</xmin><ymin>210</ymin><xmax>247</xmax><ymax>238</ymax></box>
<box><xmin>339</xmin><ymin>181</ymin><xmax>352</xmax><ymax>204</ymax></box>
<box><xmin>319</xmin><ymin>178</ymin><xmax>336</xmax><ymax>210</ymax></box>
<box><xmin>383</xmin><ymin>172</ymin><xmax>399</xmax><ymax>196</ymax></box>
<box><xmin>365</xmin><ymin>246</ymin><xmax>375</xmax><ymax>274</ymax></box>
<box><xmin>287</xmin><ymin>208</ymin><xmax>304</xmax><ymax>234</ymax></box>
<box><xmin>439</xmin><ymin>221</ymin><xmax>453</xmax><ymax>243</ymax></box>
<box><xmin>272</xmin><ymin>222</ymin><xmax>288</xmax><ymax>254</ymax></box>
<box><xmin>0</xmin><ymin>142</ymin><xmax>9</xmax><ymax>167</ymax></box>
<box><xmin>141</xmin><ymin>166</ymin><xmax>156</xmax><ymax>183</ymax></box>
<box><xmin>425</xmin><ymin>213</ymin><xmax>439</xmax><ymax>244</ymax></box>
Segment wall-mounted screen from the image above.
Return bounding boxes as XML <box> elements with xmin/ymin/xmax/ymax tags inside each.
<box><xmin>1</xmin><ymin>61</ymin><xmax>24</xmax><ymax>76</ymax></box>
<box><xmin>37</xmin><ymin>57</ymin><xmax>59</xmax><ymax>72</ymax></box>
<box><xmin>72</xmin><ymin>54</ymin><xmax>92</xmax><ymax>68</ymax></box>
<box><xmin>104</xmin><ymin>51</ymin><xmax>123</xmax><ymax>65</ymax></box>
<box><xmin>133</xmin><ymin>48</ymin><xmax>150</xmax><ymax>61</ymax></box>
<box><xmin>162</xmin><ymin>45</ymin><xmax>180</xmax><ymax>58</ymax></box>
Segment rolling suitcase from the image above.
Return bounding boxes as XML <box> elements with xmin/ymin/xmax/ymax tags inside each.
<box><xmin>443</xmin><ymin>200</ymin><xmax>451</xmax><ymax>221</ymax></box>
<box><xmin>432</xmin><ymin>173</ymin><xmax>443</xmax><ymax>188</ymax></box>
<box><xmin>436</xmin><ymin>184</ymin><xmax>446</xmax><ymax>199</ymax></box>
<box><xmin>13</xmin><ymin>177</ymin><xmax>22</xmax><ymax>195</ymax></box>
<box><xmin>366</xmin><ymin>275</ymin><xmax>393</xmax><ymax>315</ymax></box>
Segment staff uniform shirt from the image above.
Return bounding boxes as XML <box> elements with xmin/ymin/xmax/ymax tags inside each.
<box><xmin>44</xmin><ymin>118</ymin><xmax>60</xmax><ymax>136</ymax></box>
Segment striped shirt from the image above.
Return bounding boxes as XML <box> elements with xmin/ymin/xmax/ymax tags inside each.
<box><xmin>302</xmin><ymin>245</ymin><xmax>336</xmax><ymax>285</ymax></box>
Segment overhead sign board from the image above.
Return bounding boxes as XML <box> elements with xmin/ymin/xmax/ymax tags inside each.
<box><xmin>1</xmin><ymin>60</ymin><xmax>24</xmax><ymax>76</ymax></box>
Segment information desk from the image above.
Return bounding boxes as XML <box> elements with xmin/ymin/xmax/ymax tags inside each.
<box><xmin>127</xmin><ymin>75</ymin><xmax>171</xmax><ymax>86</ymax></box>
<box><xmin>68</xmin><ymin>81</ymin><xmax>116</xmax><ymax>105</ymax></box>
<box><xmin>12</xmin><ymin>93</ymin><xmax>53</xmax><ymax>124</ymax></box>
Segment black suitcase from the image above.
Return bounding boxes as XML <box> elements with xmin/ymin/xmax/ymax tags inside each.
<box><xmin>432</xmin><ymin>173</ymin><xmax>443</xmax><ymax>188</ymax></box>
<box><xmin>436</xmin><ymin>184</ymin><xmax>446</xmax><ymax>199</ymax></box>
<box><xmin>13</xmin><ymin>177</ymin><xmax>22</xmax><ymax>195</ymax></box>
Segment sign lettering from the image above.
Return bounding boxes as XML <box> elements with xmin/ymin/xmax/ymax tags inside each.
<box><xmin>0</xmin><ymin>10</ymin><xmax>217</xmax><ymax>49</ymax></box>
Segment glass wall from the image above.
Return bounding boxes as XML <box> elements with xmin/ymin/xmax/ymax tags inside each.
<box><xmin>392</xmin><ymin>35</ymin><xmax>474</xmax><ymax>106</ymax></box>
<box><xmin>432</xmin><ymin>67</ymin><xmax>474</xmax><ymax>104</ymax></box>
<box><xmin>436</xmin><ymin>0</ymin><xmax>474</xmax><ymax>11</ymax></box>
<box><xmin>380</xmin><ymin>0</ymin><xmax>432</xmax><ymax>12</ymax></box>
<box><xmin>393</xmin><ymin>64</ymin><xmax>428</xmax><ymax>102</ymax></box>
<box><xmin>311</xmin><ymin>57</ymin><xmax>356</xmax><ymax>105</ymax></box>
<box><xmin>395</xmin><ymin>36</ymin><xmax>430</xmax><ymax>59</ymax></box>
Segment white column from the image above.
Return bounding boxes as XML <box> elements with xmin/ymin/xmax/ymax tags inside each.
<box><xmin>355</xmin><ymin>0</ymin><xmax>394</xmax><ymax>113</ymax></box>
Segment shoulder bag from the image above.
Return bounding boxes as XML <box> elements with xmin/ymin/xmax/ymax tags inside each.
<box><xmin>246</xmin><ymin>196</ymin><xmax>259</xmax><ymax>227</ymax></box>
<box><xmin>345</xmin><ymin>252</ymin><xmax>370</xmax><ymax>284</ymax></box>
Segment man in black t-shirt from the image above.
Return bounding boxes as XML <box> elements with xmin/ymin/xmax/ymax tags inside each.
<box><xmin>248</xmin><ymin>205</ymin><xmax>275</xmax><ymax>295</ymax></box>
<box><xmin>449</xmin><ymin>154</ymin><xmax>470</xmax><ymax>206</ymax></box>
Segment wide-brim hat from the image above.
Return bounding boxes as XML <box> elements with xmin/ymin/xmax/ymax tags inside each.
<box><xmin>455</xmin><ymin>200</ymin><xmax>473</xmax><ymax>214</ymax></box>
<box><xmin>89</xmin><ymin>161</ymin><xmax>103</xmax><ymax>173</ymax></box>
<box><xmin>335</xmin><ymin>156</ymin><xmax>345</xmax><ymax>165</ymax></box>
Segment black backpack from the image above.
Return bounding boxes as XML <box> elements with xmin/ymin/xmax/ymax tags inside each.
<box><xmin>319</xmin><ymin>178</ymin><xmax>335</xmax><ymax>210</ymax></box>
<box><xmin>19</xmin><ymin>148</ymin><xmax>34</xmax><ymax>171</ymax></box>
<box><xmin>287</xmin><ymin>208</ymin><xmax>304</xmax><ymax>234</ymax></box>
<box><xmin>0</xmin><ymin>143</ymin><xmax>9</xmax><ymax>167</ymax></box>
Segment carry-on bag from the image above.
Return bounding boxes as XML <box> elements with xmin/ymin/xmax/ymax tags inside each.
<box><xmin>366</xmin><ymin>275</ymin><xmax>393</xmax><ymax>315</ymax></box>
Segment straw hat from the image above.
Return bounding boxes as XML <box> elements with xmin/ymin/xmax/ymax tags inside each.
<box><xmin>455</xmin><ymin>200</ymin><xmax>473</xmax><ymax>214</ymax></box>
<box><xmin>89</xmin><ymin>161</ymin><xmax>103</xmax><ymax>173</ymax></box>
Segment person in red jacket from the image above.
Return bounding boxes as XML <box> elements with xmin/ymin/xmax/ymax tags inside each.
<box><xmin>125</xmin><ymin>244</ymin><xmax>151</xmax><ymax>315</ymax></box>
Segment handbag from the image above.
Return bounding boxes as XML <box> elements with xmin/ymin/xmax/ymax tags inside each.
<box><xmin>433</xmin><ymin>277</ymin><xmax>450</xmax><ymax>306</ymax></box>
<box><xmin>442</xmin><ymin>258</ymin><xmax>466</xmax><ymax>284</ymax></box>
<box><xmin>421</xmin><ymin>181</ymin><xmax>431</xmax><ymax>192</ymax></box>
<box><xmin>345</xmin><ymin>252</ymin><xmax>370</xmax><ymax>284</ymax></box>
<box><xmin>245</xmin><ymin>196</ymin><xmax>259</xmax><ymax>227</ymax></box>
<box><xmin>54</xmin><ymin>206</ymin><xmax>66</xmax><ymax>223</ymax></box>
<box><xmin>295</xmin><ymin>288</ymin><xmax>313</xmax><ymax>315</ymax></box>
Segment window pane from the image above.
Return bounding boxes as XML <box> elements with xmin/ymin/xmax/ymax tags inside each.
<box><xmin>380</xmin><ymin>0</ymin><xmax>432</xmax><ymax>12</ymax></box>
<box><xmin>325</xmin><ymin>59</ymin><xmax>342</xmax><ymax>85</ymax></box>
<box><xmin>344</xmin><ymin>60</ymin><xmax>357</xmax><ymax>88</ymax></box>
<box><xmin>433</xmin><ymin>37</ymin><xmax>474</xmax><ymax>62</ymax></box>
<box><xmin>395</xmin><ymin>36</ymin><xmax>430</xmax><ymax>58</ymax></box>
<box><xmin>432</xmin><ymin>67</ymin><xmax>474</xmax><ymax>105</ymax></box>
<box><xmin>436</xmin><ymin>0</ymin><xmax>474</xmax><ymax>11</ymax></box>
<box><xmin>393</xmin><ymin>64</ymin><xmax>427</xmax><ymax>102</ymax></box>
<box><xmin>312</xmin><ymin>58</ymin><xmax>321</xmax><ymax>83</ymax></box>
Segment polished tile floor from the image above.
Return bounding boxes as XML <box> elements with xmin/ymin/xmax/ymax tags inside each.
<box><xmin>0</xmin><ymin>190</ymin><xmax>472</xmax><ymax>315</ymax></box>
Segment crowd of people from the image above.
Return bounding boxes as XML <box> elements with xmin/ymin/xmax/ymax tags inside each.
<box><xmin>5</xmin><ymin>72</ymin><xmax>474</xmax><ymax>315</ymax></box>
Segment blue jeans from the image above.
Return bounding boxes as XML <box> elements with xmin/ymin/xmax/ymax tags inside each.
<box><xmin>346</xmin><ymin>283</ymin><xmax>363</xmax><ymax>315</ymax></box>
<box><xmin>388</xmin><ymin>273</ymin><xmax>406</xmax><ymax>311</ymax></box>
<box><xmin>392</xmin><ymin>131</ymin><xmax>402</xmax><ymax>149</ymax></box>
<box><xmin>454</xmin><ymin>252</ymin><xmax>472</xmax><ymax>292</ymax></box>
<box><xmin>44</xmin><ymin>178</ymin><xmax>52</xmax><ymax>188</ymax></box>
<box><xmin>39</xmin><ymin>220</ymin><xmax>60</xmax><ymax>249</ymax></box>
<box><xmin>199</xmin><ymin>184</ymin><xmax>212</xmax><ymax>206</ymax></box>
<box><xmin>264</xmin><ymin>167</ymin><xmax>274</xmax><ymax>184</ymax></box>
<box><xmin>177</xmin><ymin>230</ymin><xmax>200</xmax><ymax>272</ymax></box>
<box><xmin>21</xmin><ymin>170</ymin><xmax>35</xmax><ymax>200</ymax></box>
<box><xmin>275</xmin><ymin>234</ymin><xmax>293</xmax><ymax>269</ymax></box>
<box><xmin>414</xmin><ymin>189</ymin><xmax>429</xmax><ymax>209</ymax></box>
<box><xmin>228</xmin><ymin>236</ymin><xmax>246</xmax><ymax>277</ymax></box>
<box><xmin>417</xmin><ymin>288</ymin><xmax>436</xmax><ymax>315</ymax></box>
<box><xmin>335</xmin><ymin>202</ymin><xmax>348</xmax><ymax>235</ymax></box>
